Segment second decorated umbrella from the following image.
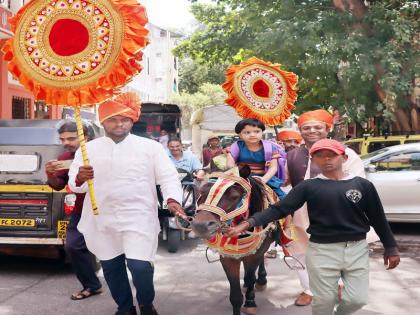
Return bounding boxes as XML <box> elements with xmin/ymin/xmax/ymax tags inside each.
<box><xmin>222</xmin><ymin>57</ymin><xmax>298</xmax><ymax>126</ymax></box>
<box><xmin>2</xmin><ymin>0</ymin><xmax>149</xmax><ymax>214</ymax></box>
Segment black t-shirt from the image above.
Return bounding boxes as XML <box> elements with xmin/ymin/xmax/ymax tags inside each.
<box><xmin>250</xmin><ymin>176</ymin><xmax>397</xmax><ymax>254</ymax></box>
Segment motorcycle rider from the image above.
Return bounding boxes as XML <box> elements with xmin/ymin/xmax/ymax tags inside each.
<box><xmin>167</xmin><ymin>138</ymin><xmax>205</xmax><ymax>180</ymax></box>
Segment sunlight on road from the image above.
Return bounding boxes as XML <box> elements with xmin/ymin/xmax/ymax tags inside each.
<box><xmin>0</xmin><ymin>305</ymin><xmax>13</xmax><ymax>315</ymax></box>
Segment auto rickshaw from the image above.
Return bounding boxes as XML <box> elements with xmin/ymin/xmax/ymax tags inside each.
<box><xmin>0</xmin><ymin>119</ymin><xmax>98</xmax><ymax>260</ymax></box>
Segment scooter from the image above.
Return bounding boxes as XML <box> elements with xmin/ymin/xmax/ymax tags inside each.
<box><xmin>158</xmin><ymin>168</ymin><xmax>197</xmax><ymax>253</ymax></box>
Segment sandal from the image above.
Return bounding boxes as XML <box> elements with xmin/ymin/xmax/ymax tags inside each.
<box><xmin>264</xmin><ymin>249</ymin><xmax>277</xmax><ymax>259</ymax></box>
<box><xmin>70</xmin><ymin>288</ymin><xmax>103</xmax><ymax>300</ymax></box>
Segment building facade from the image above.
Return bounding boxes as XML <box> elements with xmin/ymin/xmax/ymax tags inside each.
<box><xmin>126</xmin><ymin>23</ymin><xmax>180</xmax><ymax>103</ymax></box>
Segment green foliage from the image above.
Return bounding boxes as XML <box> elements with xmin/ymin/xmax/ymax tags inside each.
<box><xmin>177</xmin><ymin>58</ymin><xmax>227</xmax><ymax>94</ymax></box>
<box><xmin>177</xmin><ymin>0</ymin><xmax>419</xmax><ymax>126</ymax></box>
<box><xmin>170</xmin><ymin>83</ymin><xmax>226</xmax><ymax>126</ymax></box>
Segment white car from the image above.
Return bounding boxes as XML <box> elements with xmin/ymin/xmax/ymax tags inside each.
<box><xmin>362</xmin><ymin>143</ymin><xmax>420</xmax><ymax>222</ymax></box>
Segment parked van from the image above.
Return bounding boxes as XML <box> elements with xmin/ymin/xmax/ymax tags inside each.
<box><xmin>345</xmin><ymin>135</ymin><xmax>420</xmax><ymax>156</ymax></box>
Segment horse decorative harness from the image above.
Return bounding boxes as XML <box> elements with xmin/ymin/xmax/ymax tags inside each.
<box><xmin>197</xmin><ymin>172</ymin><xmax>278</xmax><ymax>259</ymax></box>
<box><xmin>198</xmin><ymin>172</ymin><xmax>251</xmax><ymax>222</ymax></box>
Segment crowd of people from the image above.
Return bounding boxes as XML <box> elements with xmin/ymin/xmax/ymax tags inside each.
<box><xmin>46</xmin><ymin>92</ymin><xmax>400</xmax><ymax>315</ymax></box>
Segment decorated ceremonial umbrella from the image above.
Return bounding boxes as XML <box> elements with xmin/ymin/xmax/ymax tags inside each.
<box><xmin>2</xmin><ymin>0</ymin><xmax>149</xmax><ymax>215</ymax></box>
<box><xmin>222</xmin><ymin>57</ymin><xmax>298</xmax><ymax>126</ymax></box>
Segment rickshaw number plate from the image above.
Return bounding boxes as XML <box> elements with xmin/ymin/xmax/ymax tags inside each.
<box><xmin>0</xmin><ymin>218</ymin><xmax>35</xmax><ymax>227</ymax></box>
<box><xmin>57</xmin><ymin>220</ymin><xmax>69</xmax><ymax>239</ymax></box>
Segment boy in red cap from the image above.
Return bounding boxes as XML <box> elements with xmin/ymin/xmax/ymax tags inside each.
<box><xmin>224</xmin><ymin>139</ymin><xmax>400</xmax><ymax>315</ymax></box>
<box><xmin>287</xmin><ymin>109</ymin><xmax>365</xmax><ymax>306</ymax></box>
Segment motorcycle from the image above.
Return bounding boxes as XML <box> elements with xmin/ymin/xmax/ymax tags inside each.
<box><xmin>157</xmin><ymin>168</ymin><xmax>198</xmax><ymax>253</ymax></box>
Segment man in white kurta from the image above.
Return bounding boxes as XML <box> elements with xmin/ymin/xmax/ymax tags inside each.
<box><xmin>68</xmin><ymin>93</ymin><xmax>183</xmax><ymax>315</ymax></box>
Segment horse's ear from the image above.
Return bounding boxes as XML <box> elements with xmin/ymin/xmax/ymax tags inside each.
<box><xmin>238</xmin><ymin>164</ymin><xmax>251</xmax><ymax>179</ymax></box>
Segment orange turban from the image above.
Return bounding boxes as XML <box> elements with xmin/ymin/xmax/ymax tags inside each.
<box><xmin>297</xmin><ymin>109</ymin><xmax>333</xmax><ymax>129</ymax></box>
<box><xmin>277</xmin><ymin>130</ymin><xmax>302</xmax><ymax>142</ymax></box>
<box><xmin>98</xmin><ymin>92</ymin><xmax>141</xmax><ymax>123</ymax></box>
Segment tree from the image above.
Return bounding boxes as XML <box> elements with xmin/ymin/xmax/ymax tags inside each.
<box><xmin>176</xmin><ymin>0</ymin><xmax>419</xmax><ymax>134</ymax></box>
<box><xmin>178</xmin><ymin>58</ymin><xmax>227</xmax><ymax>94</ymax></box>
<box><xmin>170</xmin><ymin>83</ymin><xmax>226</xmax><ymax>127</ymax></box>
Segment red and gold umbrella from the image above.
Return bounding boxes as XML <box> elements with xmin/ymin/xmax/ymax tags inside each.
<box><xmin>222</xmin><ymin>57</ymin><xmax>298</xmax><ymax>126</ymax></box>
<box><xmin>2</xmin><ymin>0</ymin><xmax>149</xmax><ymax>215</ymax></box>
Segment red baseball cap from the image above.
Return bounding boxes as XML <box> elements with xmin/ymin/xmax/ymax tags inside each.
<box><xmin>309</xmin><ymin>139</ymin><xmax>346</xmax><ymax>156</ymax></box>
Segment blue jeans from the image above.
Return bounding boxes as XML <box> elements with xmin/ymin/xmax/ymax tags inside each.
<box><xmin>101</xmin><ymin>254</ymin><xmax>155</xmax><ymax>314</ymax></box>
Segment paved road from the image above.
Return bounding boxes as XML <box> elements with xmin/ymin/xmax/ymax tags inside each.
<box><xmin>0</xmin><ymin>223</ymin><xmax>419</xmax><ymax>315</ymax></box>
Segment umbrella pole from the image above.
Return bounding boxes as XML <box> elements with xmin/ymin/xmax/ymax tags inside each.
<box><xmin>74</xmin><ymin>106</ymin><xmax>99</xmax><ymax>215</ymax></box>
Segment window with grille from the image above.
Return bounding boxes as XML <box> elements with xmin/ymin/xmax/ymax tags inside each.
<box><xmin>12</xmin><ymin>96</ymin><xmax>31</xmax><ymax>119</ymax></box>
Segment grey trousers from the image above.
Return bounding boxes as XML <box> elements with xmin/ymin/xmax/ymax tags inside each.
<box><xmin>306</xmin><ymin>240</ymin><xmax>369</xmax><ymax>315</ymax></box>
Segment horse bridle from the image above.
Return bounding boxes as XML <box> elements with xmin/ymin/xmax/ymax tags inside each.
<box><xmin>178</xmin><ymin>172</ymin><xmax>304</xmax><ymax>269</ymax></box>
<box><xmin>175</xmin><ymin>172</ymin><xmax>252</xmax><ymax>232</ymax></box>
<box><xmin>197</xmin><ymin>172</ymin><xmax>252</xmax><ymax>220</ymax></box>
<box><xmin>196</xmin><ymin>172</ymin><xmax>279</xmax><ymax>238</ymax></box>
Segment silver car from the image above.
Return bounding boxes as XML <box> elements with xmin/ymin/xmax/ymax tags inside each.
<box><xmin>362</xmin><ymin>143</ymin><xmax>420</xmax><ymax>222</ymax></box>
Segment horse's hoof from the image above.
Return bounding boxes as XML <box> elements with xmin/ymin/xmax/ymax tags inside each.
<box><xmin>241</xmin><ymin>307</ymin><xmax>257</xmax><ymax>315</ymax></box>
<box><xmin>255</xmin><ymin>283</ymin><xmax>267</xmax><ymax>291</ymax></box>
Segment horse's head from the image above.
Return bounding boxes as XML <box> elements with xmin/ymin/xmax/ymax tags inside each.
<box><xmin>191</xmin><ymin>166</ymin><xmax>264</xmax><ymax>239</ymax></box>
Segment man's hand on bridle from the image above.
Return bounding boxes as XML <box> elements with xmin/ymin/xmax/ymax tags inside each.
<box><xmin>167</xmin><ymin>200</ymin><xmax>187</xmax><ymax>220</ymax></box>
<box><xmin>222</xmin><ymin>221</ymin><xmax>250</xmax><ymax>238</ymax></box>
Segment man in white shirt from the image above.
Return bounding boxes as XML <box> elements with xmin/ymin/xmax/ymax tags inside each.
<box><xmin>68</xmin><ymin>92</ymin><xmax>184</xmax><ymax>315</ymax></box>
